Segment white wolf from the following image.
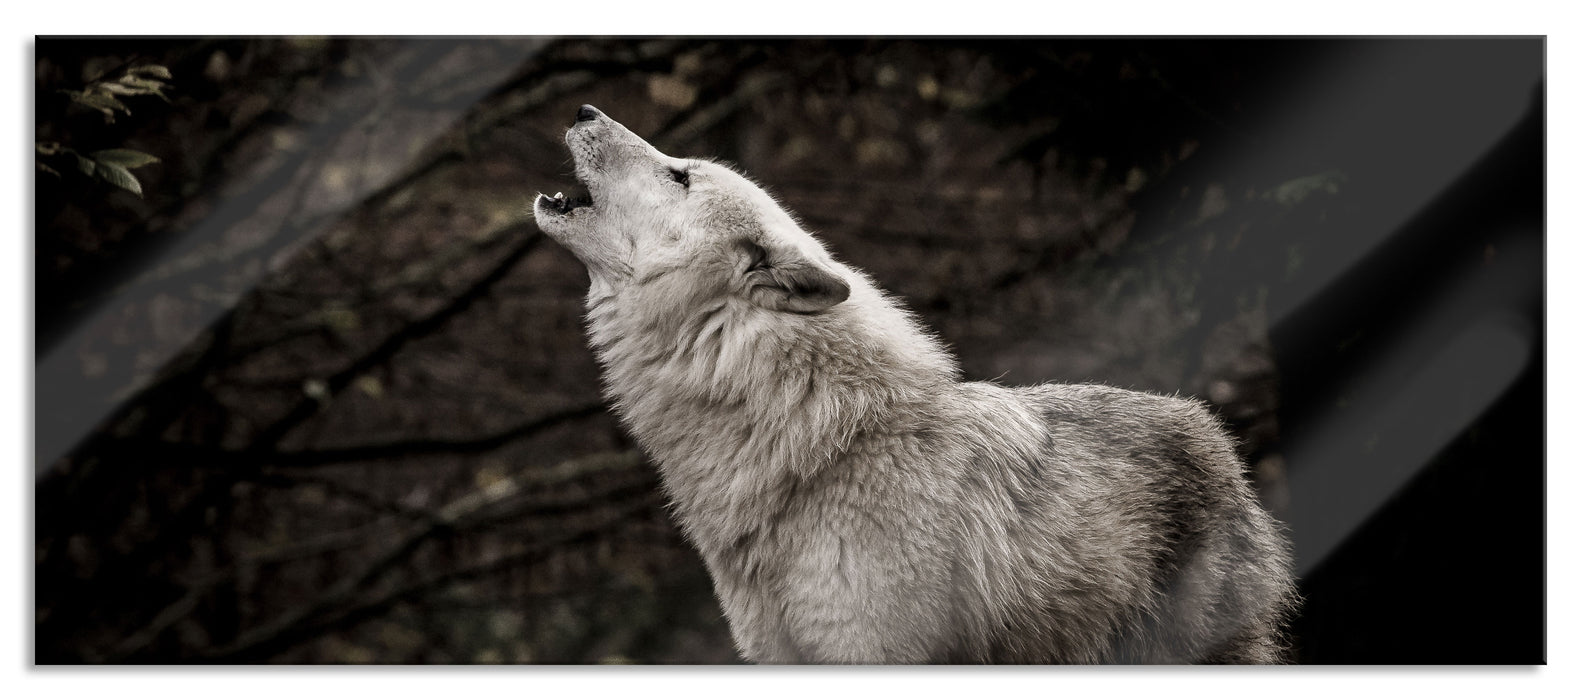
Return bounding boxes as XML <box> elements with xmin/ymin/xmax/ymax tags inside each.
<box><xmin>533</xmin><ymin>105</ymin><xmax>1297</xmax><ymax>664</ymax></box>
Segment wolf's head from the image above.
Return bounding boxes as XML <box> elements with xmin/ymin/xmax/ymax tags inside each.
<box><xmin>534</xmin><ymin>105</ymin><xmax>849</xmax><ymax>315</ymax></box>
<box><xmin>534</xmin><ymin>105</ymin><xmax>958</xmax><ymax>482</ymax></box>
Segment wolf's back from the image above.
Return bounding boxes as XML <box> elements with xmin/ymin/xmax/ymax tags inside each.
<box><xmin>1005</xmin><ymin>383</ymin><xmax>1299</xmax><ymax>663</ymax></box>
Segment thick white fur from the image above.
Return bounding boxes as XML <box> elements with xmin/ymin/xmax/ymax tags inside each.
<box><xmin>533</xmin><ymin>106</ymin><xmax>1297</xmax><ymax>664</ymax></box>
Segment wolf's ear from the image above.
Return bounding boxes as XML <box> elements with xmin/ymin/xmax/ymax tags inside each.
<box><xmin>739</xmin><ymin>240</ymin><xmax>850</xmax><ymax>314</ymax></box>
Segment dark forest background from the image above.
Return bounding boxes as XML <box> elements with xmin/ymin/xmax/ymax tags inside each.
<box><xmin>34</xmin><ymin>37</ymin><xmax>1544</xmax><ymax>664</ymax></box>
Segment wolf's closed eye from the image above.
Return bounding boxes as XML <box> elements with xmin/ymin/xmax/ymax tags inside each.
<box><xmin>670</xmin><ymin>167</ymin><xmax>690</xmax><ymax>188</ymax></box>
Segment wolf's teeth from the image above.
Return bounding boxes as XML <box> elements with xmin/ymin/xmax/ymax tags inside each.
<box><xmin>554</xmin><ymin>192</ymin><xmax>564</xmax><ymax>200</ymax></box>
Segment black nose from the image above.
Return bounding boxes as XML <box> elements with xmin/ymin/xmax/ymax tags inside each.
<box><xmin>575</xmin><ymin>104</ymin><xmax>600</xmax><ymax>123</ymax></box>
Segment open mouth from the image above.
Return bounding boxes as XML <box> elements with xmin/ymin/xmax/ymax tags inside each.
<box><xmin>541</xmin><ymin>187</ymin><xmax>593</xmax><ymax>215</ymax></box>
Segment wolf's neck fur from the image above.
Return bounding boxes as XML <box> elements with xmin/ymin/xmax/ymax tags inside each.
<box><xmin>584</xmin><ymin>272</ymin><xmax>958</xmax><ymax>547</ymax></box>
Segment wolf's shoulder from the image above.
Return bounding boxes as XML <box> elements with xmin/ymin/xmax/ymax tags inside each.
<box><xmin>1014</xmin><ymin>382</ymin><xmax>1222</xmax><ymax>430</ymax></box>
<box><xmin>932</xmin><ymin>381</ymin><xmax>1226</xmax><ymax>442</ymax></box>
<box><xmin>1009</xmin><ymin>382</ymin><xmax>1242</xmax><ymax>479</ymax></box>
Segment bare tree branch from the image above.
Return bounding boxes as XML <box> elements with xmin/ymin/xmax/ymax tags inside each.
<box><xmin>119</xmin><ymin>401</ymin><xmax>607</xmax><ymax>469</ymax></box>
<box><xmin>54</xmin><ymin>218</ymin><xmax>545</xmax><ymax>621</ymax></box>
<box><xmin>238</xmin><ymin>220</ymin><xmax>540</xmax><ymax>452</ymax></box>
<box><xmin>202</xmin><ymin>497</ymin><xmax>653</xmax><ymax>663</ymax></box>
<box><xmin>97</xmin><ymin>449</ymin><xmax>649</xmax><ymax>662</ymax></box>
<box><xmin>192</xmin><ymin>452</ymin><xmax>652</xmax><ymax>663</ymax></box>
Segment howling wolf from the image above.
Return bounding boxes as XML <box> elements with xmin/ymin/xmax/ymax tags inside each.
<box><xmin>532</xmin><ymin>104</ymin><xmax>1298</xmax><ymax>664</ymax></box>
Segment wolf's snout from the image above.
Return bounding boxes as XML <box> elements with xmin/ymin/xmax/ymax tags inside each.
<box><xmin>575</xmin><ymin>104</ymin><xmax>601</xmax><ymax>123</ymax></box>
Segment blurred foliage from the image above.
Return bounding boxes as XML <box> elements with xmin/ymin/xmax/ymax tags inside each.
<box><xmin>37</xmin><ymin>63</ymin><xmax>171</xmax><ymax>197</ymax></box>
<box><xmin>60</xmin><ymin>63</ymin><xmax>173</xmax><ymax>122</ymax></box>
<box><xmin>974</xmin><ymin>41</ymin><xmax>1266</xmax><ymax>181</ymax></box>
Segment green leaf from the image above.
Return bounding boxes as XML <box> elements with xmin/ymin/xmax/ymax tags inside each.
<box><xmin>77</xmin><ymin>88</ymin><xmax>128</xmax><ymax>110</ymax></box>
<box><xmin>127</xmin><ymin>64</ymin><xmax>172</xmax><ymax>80</ymax></box>
<box><xmin>118</xmin><ymin>74</ymin><xmax>168</xmax><ymax>88</ymax></box>
<box><xmin>100</xmin><ymin>82</ymin><xmax>158</xmax><ymax>97</ymax></box>
<box><xmin>72</xmin><ymin>153</ymin><xmax>96</xmax><ymax>177</ymax></box>
<box><xmin>94</xmin><ymin>162</ymin><xmax>143</xmax><ymax>197</ymax></box>
<box><xmin>91</xmin><ymin>148</ymin><xmax>160</xmax><ymax>169</ymax></box>
<box><xmin>66</xmin><ymin>89</ymin><xmax>129</xmax><ymax>121</ymax></box>
<box><xmin>99</xmin><ymin>82</ymin><xmax>140</xmax><ymax>95</ymax></box>
<box><xmin>115</xmin><ymin>76</ymin><xmax>171</xmax><ymax>101</ymax></box>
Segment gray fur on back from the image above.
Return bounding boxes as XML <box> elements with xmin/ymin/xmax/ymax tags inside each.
<box><xmin>533</xmin><ymin>106</ymin><xmax>1299</xmax><ymax>664</ymax></box>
